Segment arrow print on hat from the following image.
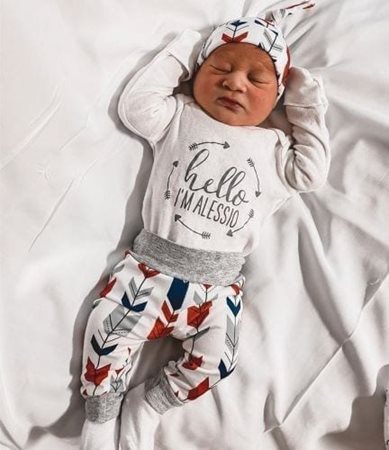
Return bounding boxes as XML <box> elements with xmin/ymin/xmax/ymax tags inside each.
<box><xmin>227</xmin><ymin>209</ymin><xmax>254</xmax><ymax>237</ymax></box>
<box><xmin>253</xmin><ymin>19</ymin><xmax>281</xmax><ymax>53</ymax></box>
<box><xmin>247</xmin><ymin>157</ymin><xmax>261</xmax><ymax>197</ymax></box>
<box><xmin>223</xmin><ymin>19</ymin><xmax>249</xmax><ymax>43</ymax></box>
<box><xmin>188</xmin><ymin>141</ymin><xmax>230</xmax><ymax>151</ymax></box>
<box><xmin>175</xmin><ymin>215</ymin><xmax>211</xmax><ymax>239</ymax></box>
<box><xmin>164</xmin><ymin>160</ymin><xmax>179</xmax><ymax>200</ymax></box>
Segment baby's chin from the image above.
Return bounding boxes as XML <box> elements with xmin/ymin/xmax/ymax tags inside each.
<box><xmin>203</xmin><ymin>105</ymin><xmax>263</xmax><ymax>127</ymax></box>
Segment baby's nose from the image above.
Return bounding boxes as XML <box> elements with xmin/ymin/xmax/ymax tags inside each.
<box><xmin>222</xmin><ymin>72</ymin><xmax>247</xmax><ymax>91</ymax></box>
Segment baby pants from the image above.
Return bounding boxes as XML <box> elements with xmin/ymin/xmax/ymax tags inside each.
<box><xmin>80</xmin><ymin>250</ymin><xmax>245</xmax><ymax>423</ymax></box>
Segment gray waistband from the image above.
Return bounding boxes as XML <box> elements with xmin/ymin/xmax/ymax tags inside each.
<box><xmin>131</xmin><ymin>229</ymin><xmax>245</xmax><ymax>286</ymax></box>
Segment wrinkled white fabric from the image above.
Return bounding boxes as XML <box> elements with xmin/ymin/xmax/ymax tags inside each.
<box><xmin>1</xmin><ymin>1</ymin><xmax>389</xmax><ymax>450</ymax></box>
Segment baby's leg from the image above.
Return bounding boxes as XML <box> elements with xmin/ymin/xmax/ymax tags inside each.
<box><xmin>80</xmin><ymin>251</ymin><xmax>173</xmax><ymax>449</ymax></box>
<box><xmin>120</xmin><ymin>275</ymin><xmax>245</xmax><ymax>449</ymax></box>
<box><xmin>120</xmin><ymin>275</ymin><xmax>192</xmax><ymax>449</ymax></box>
<box><xmin>80</xmin><ymin>292</ymin><xmax>141</xmax><ymax>450</ymax></box>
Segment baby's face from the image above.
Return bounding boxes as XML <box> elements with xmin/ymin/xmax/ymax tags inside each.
<box><xmin>193</xmin><ymin>43</ymin><xmax>278</xmax><ymax>126</ymax></box>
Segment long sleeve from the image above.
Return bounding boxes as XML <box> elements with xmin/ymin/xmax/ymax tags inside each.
<box><xmin>276</xmin><ymin>67</ymin><xmax>331</xmax><ymax>192</ymax></box>
<box><xmin>118</xmin><ymin>29</ymin><xmax>203</xmax><ymax>147</ymax></box>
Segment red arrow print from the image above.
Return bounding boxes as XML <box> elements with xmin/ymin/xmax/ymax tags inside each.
<box><xmin>99</xmin><ymin>278</ymin><xmax>116</xmax><ymax>297</ymax></box>
<box><xmin>183</xmin><ymin>354</ymin><xmax>203</xmax><ymax>371</ymax></box>
<box><xmin>147</xmin><ymin>317</ymin><xmax>174</xmax><ymax>340</ymax></box>
<box><xmin>230</xmin><ymin>283</ymin><xmax>241</xmax><ymax>295</ymax></box>
<box><xmin>222</xmin><ymin>31</ymin><xmax>248</xmax><ymax>43</ymax></box>
<box><xmin>187</xmin><ymin>301</ymin><xmax>212</xmax><ymax>328</ymax></box>
<box><xmin>84</xmin><ymin>358</ymin><xmax>111</xmax><ymax>386</ymax></box>
<box><xmin>162</xmin><ymin>301</ymin><xmax>178</xmax><ymax>322</ymax></box>
<box><xmin>187</xmin><ymin>377</ymin><xmax>210</xmax><ymax>400</ymax></box>
<box><xmin>138</xmin><ymin>263</ymin><xmax>160</xmax><ymax>278</ymax></box>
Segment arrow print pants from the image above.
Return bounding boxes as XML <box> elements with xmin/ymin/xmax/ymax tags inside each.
<box><xmin>80</xmin><ymin>250</ymin><xmax>245</xmax><ymax>422</ymax></box>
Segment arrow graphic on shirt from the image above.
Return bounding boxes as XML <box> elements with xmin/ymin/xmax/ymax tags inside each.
<box><xmin>174</xmin><ymin>215</ymin><xmax>211</xmax><ymax>239</ymax></box>
<box><xmin>164</xmin><ymin>161</ymin><xmax>179</xmax><ymax>200</ymax></box>
<box><xmin>189</xmin><ymin>141</ymin><xmax>230</xmax><ymax>151</ymax></box>
<box><xmin>247</xmin><ymin>158</ymin><xmax>261</xmax><ymax>197</ymax></box>
<box><xmin>227</xmin><ymin>209</ymin><xmax>254</xmax><ymax>237</ymax></box>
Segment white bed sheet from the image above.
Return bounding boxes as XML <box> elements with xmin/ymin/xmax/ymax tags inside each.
<box><xmin>1</xmin><ymin>1</ymin><xmax>389</xmax><ymax>449</ymax></box>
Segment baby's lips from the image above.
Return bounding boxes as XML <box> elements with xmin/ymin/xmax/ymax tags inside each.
<box><xmin>218</xmin><ymin>96</ymin><xmax>244</xmax><ymax>110</ymax></box>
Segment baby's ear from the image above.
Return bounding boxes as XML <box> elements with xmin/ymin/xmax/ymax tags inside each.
<box><xmin>282</xmin><ymin>48</ymin><xmax>291</xmax><ymax>85</ymax></box>
<box><xmin>282</xmin><ymin>68</ymin><xmax>290</xmax><ymax>86</ymax></box>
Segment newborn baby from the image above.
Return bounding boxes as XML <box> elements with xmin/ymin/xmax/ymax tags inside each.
<box><xmin>80</xmin><ymin>5</ymin><xmax>330</xmax><ymax>450</ymax></box>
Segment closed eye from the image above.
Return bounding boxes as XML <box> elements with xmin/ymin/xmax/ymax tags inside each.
<box><xmin>211</xmin><ymin>65</ymin><xmax>230</xmax><ymax>73</ymax></box>
<box><xmin>250</xmin><ymin>77</ymin><xmax>272</xmax><ymax>85</ymax></box>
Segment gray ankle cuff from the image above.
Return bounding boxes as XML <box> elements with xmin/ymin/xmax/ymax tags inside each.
<box><xmin>144</xmin><ymin>370</ymin><xmax>184</xmax><ymax>414</ymax></box>
<box><xmin>85</xmin><ymin>392</ymin><xmax>123</xmax><ymax>423</ymax></box>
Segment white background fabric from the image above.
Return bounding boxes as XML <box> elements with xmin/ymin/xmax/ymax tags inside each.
<box><xmin>1</xmin><ymin>1</ymin><xmax>389</xmax><ymax>449</ymax></box>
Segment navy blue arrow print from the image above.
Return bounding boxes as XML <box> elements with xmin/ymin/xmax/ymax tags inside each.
<box><xmin>227</xmin><ymin>297</ymin><xmax>241</xmax><ymax>317</ymax></box>
<box><xmin>218</xmin><ymin>359</ymin><xmax>236</xmax><ymax>379</ymax></box>
<box><xmin>121</xmin><ymin>291</ymin><xmax>147</xmax><ymax>312</ymax></box>
<box><xmin>167</xmin><ymin>277</ymin><xmax>189</xmax><ymax>310</ymax></box>
<box><xmin>91</xmin><ymin>334</ymin><xmax>118</xmax><ymax>356</ymax></box>
<box><xmin>218</xmin><ymin>295</ymin><xmax>242</xmax><ymax>379</ymax></box>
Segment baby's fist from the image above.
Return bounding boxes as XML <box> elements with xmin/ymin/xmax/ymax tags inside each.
<box><xmin>284</xmin><ymin>66</ymin><xmax>328</xmax><ymax>110</ymax></box>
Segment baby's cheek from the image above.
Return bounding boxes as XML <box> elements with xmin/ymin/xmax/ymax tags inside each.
<box><xmin>247</xmin><ymin>93</ymin><xmax>274</xmax><ymax>124</ymax></box>
<box><xmin>249</xmin><ymin>92</ymin><xmax>266</xmax><ymax>108</ymax></box>
<box><xmin>255</xmin><ymin>90</ymin><xmax>274</xmax><ymax>107</ymax></box>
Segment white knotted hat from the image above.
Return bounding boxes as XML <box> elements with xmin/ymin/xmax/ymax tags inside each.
<box><xmin>196</xmin><ymin>1</ymin><xmax>315</xmax><ymax>101</ymax></box>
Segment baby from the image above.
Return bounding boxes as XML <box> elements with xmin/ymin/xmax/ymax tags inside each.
<box><xmin>80</xmin><ymin>4</ymin><xmax>330</xmax><ymax>449</ymax></box>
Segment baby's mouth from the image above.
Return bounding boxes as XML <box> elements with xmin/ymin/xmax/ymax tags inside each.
<box><xmin>217</xmin><ymin>97</ymin><xmax>244</xmax><ymax>111</ymax></box>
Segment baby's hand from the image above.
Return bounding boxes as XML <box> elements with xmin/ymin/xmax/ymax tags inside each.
<box><xmin>284</xmin><ymin>66</ymin><xmax>328</xmax><ymax>110</ymax></box>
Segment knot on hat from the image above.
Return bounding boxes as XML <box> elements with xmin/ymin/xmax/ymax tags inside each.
<box><xmin>266</xmin><ymin>1</ymin><xmax>315</xmax><ymax>25</ymax></box>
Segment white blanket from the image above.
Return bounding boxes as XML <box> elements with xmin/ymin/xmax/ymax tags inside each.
<box><xmin>1</xmin><ymin>1</ymin><xmax>388</xmax><ymax>449</ymax></box>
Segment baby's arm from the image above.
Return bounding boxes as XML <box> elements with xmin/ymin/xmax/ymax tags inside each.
<box><xmin>276</xmin><ymin>67</ymin><xmax>331</xmax><ymax>192</ymax></box>
<box><xmin>118</xmin><ymin>30</ymin><xmax>203</xmax><ymax>146</ymax></box>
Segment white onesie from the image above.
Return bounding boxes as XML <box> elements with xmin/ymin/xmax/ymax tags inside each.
<box><xmin>118</xmin><ymin>29</ymin><xmax>330</xmax><ymax>285</ymax></box>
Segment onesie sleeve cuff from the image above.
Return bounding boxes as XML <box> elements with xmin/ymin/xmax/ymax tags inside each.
<box><xmin>167</xmin><ymin>29</ymin><xmax>204</xmax><ymax>81</ymax></box>
<box><xmin>283</xmin><ymin>67</ymin><xmax>328</xmax><ymax>110</ymax></box>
